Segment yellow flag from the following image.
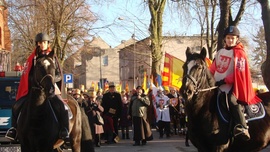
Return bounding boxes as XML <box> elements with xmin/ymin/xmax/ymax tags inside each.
<box><xmin>125</xmin><ymin>81</ymin><xmax>129</xmax><ymax>92</ymax></box>
<box><xmin>116</xmin><ymin>82</ymin><xmax>122</xmax><ymax>92</ymax></box>
<box><xmin>142</xmin><ymin>71</ymin><xmax>147</xmax><ymax>91</ymax></box>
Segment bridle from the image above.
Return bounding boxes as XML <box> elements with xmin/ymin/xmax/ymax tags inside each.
<box><xmin>32</xmin><ymin>57</ymin><xmax>55</xmax><ymax>90</ymax></box>
<box><xmin>183</xmin><ymin>60</ymin><xmax>217</xmax><ymax>95</ymax></box>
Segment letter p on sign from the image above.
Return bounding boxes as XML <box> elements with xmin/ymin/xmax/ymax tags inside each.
<box><xmin>64</xmin><ymin>74</ymin><xmax>73</xmax><ymax>83</ymax></box>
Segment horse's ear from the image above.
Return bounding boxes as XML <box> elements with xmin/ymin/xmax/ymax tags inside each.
<box><xmin>48</xmin><ymin>49</ymin><xmax>55</xmax><ymax>58</ymax></box>
<box><xmin>186</xmin><ymin>47</ymin><xmax>192</xmax><ymax>58</ymax></box>
<box><xmin>200</xmin><ymin>47</ymin><xmax>207</xmax><ymax>59</ymax></box>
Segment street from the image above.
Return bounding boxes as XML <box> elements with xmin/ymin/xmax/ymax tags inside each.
<box><xmin>1</xmin><ymin>129</ymin><xmax>270</xmax><ymax>152</ymax></box>
<box><xmin>95</xmin><ymin>129</ymin><xmax>196</xmax><ymax>152</ymax></box>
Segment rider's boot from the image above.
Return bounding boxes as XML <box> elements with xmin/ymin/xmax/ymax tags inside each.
<box><xmin>53</xmin><ymin>95</ymin><xmax>69</xmax><ymax>139</ymax></box>
<box><xmin>5</xmin><ymin>113</ymin><xmax>17</xmax><ymax>141</ymax></box>
<box><xmin>5</xmin><ymin>97</ymin><xmax>26</xmax><ymax>141</ymax></box>
<box><xmin>5</xmin><ymin>127</ymin><xmax>17</xmax><ymax>141</ymax></box>
<box><xmin>231</xmin><ymin>104</ymin><xmax>250</xmax><ymax>141</ymax></box>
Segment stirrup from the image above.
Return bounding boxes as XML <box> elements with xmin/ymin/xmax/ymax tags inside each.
<box><xmin>233</xmin><ymin>124</ymin><xmax>250</xmax><ymax>141</ymax></box>
<box><xmin>5</xmin><ymin>127</ymin><xmax>17</xmax><ymax>141</ymax></box>
<box><xmin>59</xmin><ymin>127</ymin><xmax>69</xmax><ymax>139</ymax></box>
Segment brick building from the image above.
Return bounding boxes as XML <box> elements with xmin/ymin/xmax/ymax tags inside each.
<box><xmin>0</xmin><ymin>0</ymin><xmax>11</xmax><ymax>71</ymax></box>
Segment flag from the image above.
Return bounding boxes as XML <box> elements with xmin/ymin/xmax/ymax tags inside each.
<box><xmin>205</xmin><ymin>57</ymin><xmax>212</xmax><ymax>67</ymax></box>
<box><xmin>156</xmin><ymin>74</ymin><xmax>162</xmax><ymax>87</ymax></box>
<box><xmin>149</xmin><ymin>75</ymin><xmax>154</xmax><ymax>90</ymax></box>
<box><xmin>104</xmin><ymin>81</ymin><xmax>109</xmax><ymax>91</ymax></box>
<box><xmin>91</xmin><ymin>81</ymin><xmax>95</xmax><ymax>88</ymax></box>
<box><xmin>95</xmin><ymin>82</ymin><xmax>99</xmax><ymax>92</ymax></box>
<box><xmin>125</xmin><ymin>81</ymin><xmax>129</xmax><ymax>92</ymax></box>
<box><xmin>116</xmin><ymin>82</ymin><xmax>122</xmax><ymax>92</ymax></box>
<box><xmin>162</xmin><ymin>52</ymin><xmax>184</xmax><ymax>90</ymax></box>
<box><xmin>142</xmin><ymin>71</ymin><xmax>147</xmax><ymax>91</ymax></box>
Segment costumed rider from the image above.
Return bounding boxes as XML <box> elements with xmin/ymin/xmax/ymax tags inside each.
<box><xmin>5</xmin><ymin>33</ymin><xmax>69</xmax><ymax>141</ymax></box>
<box><xmin>209</xmin><ymin>26</ymin><xmax>261</xmax><ymax>141</ymax></box>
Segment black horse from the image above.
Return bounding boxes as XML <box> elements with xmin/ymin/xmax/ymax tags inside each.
<box><xmin>180</xmin><ymin>47</ymin><xmax>270</xmax><ymax>152</ymax></box>
<box><xmin>17</xmin><ymin>51</ymin><xmax>81</xmax><ymax>152</ymax></box>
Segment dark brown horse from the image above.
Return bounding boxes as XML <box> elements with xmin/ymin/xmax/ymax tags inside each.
<box><xmin>180</xmin><ymin>47</ymin><xmax>270</xmax><ymax>152</ymax></box>
<box><xmin>17</xmin><ymin>51</ymin><xmax>81</xmax><ymax>152</ymax></box>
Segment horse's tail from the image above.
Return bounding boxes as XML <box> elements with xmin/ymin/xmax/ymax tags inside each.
<box><xmin>53</xmin><ymin>95</ymin><xmax>81</xmax><ymax>151</ymax></box>
<box><xmin>67</xmin><ymin>95</ymin><xmax>82</xmax><ymax>152</ymax></box>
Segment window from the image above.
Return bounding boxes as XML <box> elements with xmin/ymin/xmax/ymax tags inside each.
<box><xmin>102</xmin><ymin>55</ymin><xmax>108</xmax><ymax>66</ymax></box>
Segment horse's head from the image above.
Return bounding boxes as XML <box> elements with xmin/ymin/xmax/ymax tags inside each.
<box><xmin>180</xmin><ymin>47</ymin><xmax>216</xmax><ymax>100</ymax></box>
<box><xmin>33</xmin><ymin>50</ymin><xmax>56</xmax><ymax>97</ymax></box>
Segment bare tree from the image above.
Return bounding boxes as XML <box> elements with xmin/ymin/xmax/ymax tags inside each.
<box><xmin>252</xmin><ymin>26</ymin><xmax>266</xmax><ymax>69</ymax></box>
<box><xmin>257</xmin><ymin>0</ymin><xmax>270</xmax><ymax>90</ymax></box>
<box><xmin>147</xmin><ymin>0</ymin><xmax>167</xmax><ymax>84</ymax></box>
<box><xmin>217</xmin><ymin>0</ymin><xmax>246</xmax><ymax>50</ymax></box>
<box><xmin>8</xmin><ymin>0</ymin><xmax>96</xmax><ymax>65</ymax></box>
<box><xmin>186</xmin><ymin>0</ymin><xmax>218</xmax><ymax>59</ymax></box>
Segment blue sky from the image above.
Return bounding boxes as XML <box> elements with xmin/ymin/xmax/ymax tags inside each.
<box><xmin>90</xmin><ymin>1</ymin><xmax>263</xmax><ymax>49</ymax></box>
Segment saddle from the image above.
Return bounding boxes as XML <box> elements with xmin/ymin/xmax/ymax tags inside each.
<box><xmin>217</xmin><ymin>92</ymin><xmax>265</xmax><ymax>123</ymax></box>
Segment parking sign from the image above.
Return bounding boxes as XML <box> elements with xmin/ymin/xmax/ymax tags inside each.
<box><xmin>64</xmin><ymin>74</ymin><xmax>73</xmax><ymax>83</ymax></box>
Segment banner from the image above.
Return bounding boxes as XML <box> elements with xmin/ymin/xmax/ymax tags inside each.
<box><xmin>205</xmin><ymin>57</ymin><xmax>212</xmax><ymax>67</ymax></box>
<box><xmin>116</xmin><ymin>82</ymin><xmax>122</xmax><ymax>92</ymax></box>
<box><xmin>162</xmin><ymin>53</ymin><xmax>184</xmax><ymax>89</ymax></box>
<box><xmin>125</xmin><ymin>81</ymin><xmax>129</xmax><ymax>92</ymax></box>
<box><xmin>142</xmin><ymin>71</ymin><xmax>147</xmax><ymax>92</ymax></box>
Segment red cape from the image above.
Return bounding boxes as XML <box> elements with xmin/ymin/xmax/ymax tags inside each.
<box><xmin>16</xmin><ymin>51</ymin><xmax>35</xmax><ymax>101</ymax></box>
<box><xmin>16</xmin><ymin>48</ymin><xmax>57</xmax><ymax>101</ymax></box>
<box><xmin>232</xmin><ymin>43</ymin><xmax>261</xmax><ymax>105</ymax></box>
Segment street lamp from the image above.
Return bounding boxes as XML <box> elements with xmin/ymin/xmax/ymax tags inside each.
<box><xmin>94</xmin><ymin>47</ymin><xmax>103</xmax><ymax>89</ymax></box>
<box><xmin>118</xmin><ymin>17</ymin><xmax>136</xmax><ymax>89</ymax></box>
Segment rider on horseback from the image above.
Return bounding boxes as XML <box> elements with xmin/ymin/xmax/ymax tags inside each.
<box><xmin>5</xmin><ymin>33</ymin><xmax>69</xmax><ymax>141</ymax></box>
<box><xmin>210</xmin><ymin>26</ymin><xmax>261</xmax><ymax>141</ymax></box>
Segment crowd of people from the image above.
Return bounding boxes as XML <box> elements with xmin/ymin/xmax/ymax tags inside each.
<box><xmin>4</xmin><ymin>31</ymin><xmax>188</xmax><ymax>151</ymax></box>
<box><xmin>68</xmin><ymin>81</ymin><xmax>189</xmax><ymax>150</ymax></box>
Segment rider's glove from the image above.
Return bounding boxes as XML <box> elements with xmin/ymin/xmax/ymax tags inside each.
<box><xmin>215</xmin><ymin>79</ymin><xmax>226</xmax><ymax>87</ymax></box>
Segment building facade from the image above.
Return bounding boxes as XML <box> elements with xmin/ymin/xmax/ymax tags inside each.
<box><xmin>63</xmin><ymin>37</ymin><xmax>120</xmax><ymax>91</ymax></box>
<box><xmin>0</xmin><ymin>0</ymin><xmax>11</xmax><ymax>71</ymax></box>
<box><xmin>119</xmin><ymin>36</ymin><xmax>209</xmax><ymax>90</ymax></box>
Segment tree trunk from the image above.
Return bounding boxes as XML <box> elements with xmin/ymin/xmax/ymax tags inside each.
<box><xmin>148</xmin><ymin>0</ymin><xmax>166</xmax><ymax>85</ymax></box>
<box><xmin>217</xmin><ymin>0</ymin><xmax>230</xmax><ymax>50</ymax></box>
<box><xmin>258</xmin><ymin>0</ymin><xmax>270</xmax><ymax>90</ymax></box>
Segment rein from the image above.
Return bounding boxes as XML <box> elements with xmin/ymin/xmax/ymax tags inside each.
<box><xmin>33</xmin><ymin>56</ymin><xmax>55</xmax><ymax>90</ymax></box>
<box><xmin>184</xmin><ymin>66</ymin><xmax>217</xmax><ymax>94</ymax></box>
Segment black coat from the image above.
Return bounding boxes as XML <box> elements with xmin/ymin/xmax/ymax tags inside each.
<box><xmin>101</xmin><ymin>91</ymin><xmax>122</xmax><ymax>118</ymax></box>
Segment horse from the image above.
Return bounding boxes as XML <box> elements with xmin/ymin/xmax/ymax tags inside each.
<box><xmin>17</xmin><ymin>50</ymin><xmax>81</xmax><ymax>152</ymax></box>
<box><xmin>180</xmin><ymin>47</ymin><xmax>270</xmax><ymax>152</ymax></box>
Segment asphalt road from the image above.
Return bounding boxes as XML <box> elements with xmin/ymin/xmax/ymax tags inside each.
<box><xmin>95</xmin><ymin>130</ymin><xmax>196</xmax><ymax>152</ymax></box>
<box><xmin>1</xmin><ymin>130</ymin><xmax>270</xmax><ymax>152</ymax></box>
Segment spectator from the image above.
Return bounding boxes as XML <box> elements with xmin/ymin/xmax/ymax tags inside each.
<box><xmin>156</xmin><ymin>94</ymin><xmax>171</xmax><ymax>138</ymax></box>
<box><xmin>73</xmin><ymin>89</ymin><xmax>94</xmax><ymax>152</ymax></box>
<box><xmin>84</xmin><ymin>91</ymin><xmax>104</xmax><ymax>148</ymax></box>
<box><xmin>119</xmin><ymin>90</ymin><xmax>132</xmax><ymax>139</ymax></box>
<box><xmin>101</xmin><ymin>82</ymin><xmax>122</xmax><ymax>144</ymax></box>
<box><xmin>128</xmin><ymin>86</ymin><xmax>153</xmax><ymax>146</ymax></box>
<box><xmin>147</xmin><ymin>89</ymin><xmax>157</xmax><ymax>129</ymax></box>
<box><xmin>167</xmin><ymin>87</ymin><xmax>180</xmax><ymax>135</ymax></box>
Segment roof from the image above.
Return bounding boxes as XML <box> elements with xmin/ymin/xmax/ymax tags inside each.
<box><xmin>115</xmin><ymin>38</ymin><xmax>137</xmax><ymax>49</ymax></box>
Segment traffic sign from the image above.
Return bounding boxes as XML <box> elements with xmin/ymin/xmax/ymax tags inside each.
<box><xmin>64</xmin><ymin>74</ymin><xmax>73</xmax><ymax>83</ymax></box>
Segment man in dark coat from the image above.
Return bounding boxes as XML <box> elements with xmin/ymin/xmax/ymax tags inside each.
<box><xmin>101</xmin><ymin>82</ymin><xmax>122</xmax><ymax>144</ymax></box>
